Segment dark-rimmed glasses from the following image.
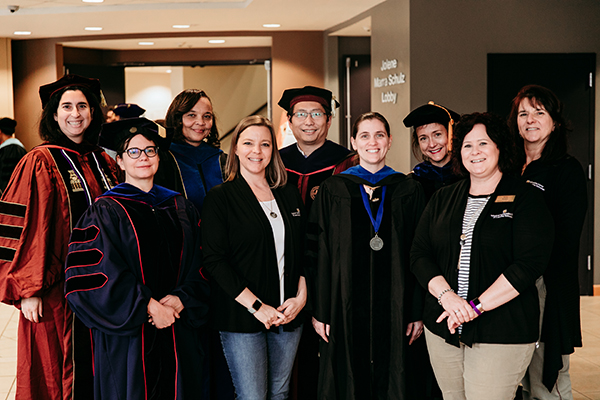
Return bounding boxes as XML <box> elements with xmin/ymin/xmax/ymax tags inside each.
<box><xmin>124</xmin><ymin>146</ymin><xmax>158</xmax><ymax>159</ymax></box>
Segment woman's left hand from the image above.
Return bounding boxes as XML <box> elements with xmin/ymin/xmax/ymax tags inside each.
<box><xmin>437</xmin><ymin>293</ymin><xmax>478</xmax><ymax>334</ymax></box>
<box><xmin>276</xmin><ymin>295</ymin><xmax>306</xmax><ymax>325</ymax></box>
<box><xmin>277</xmin><ymin>276</ymin><xmax>307</xmax><ymax>324</ymax></box>
<box><xmin>406</xmin><ymin>320</ymin><xmax>424</xmax><ymax>345</ymax></box>
<box><xmin>159</xmin><ymin>294</ymin><xmax>184</xmax><ymax>314</ymax></box>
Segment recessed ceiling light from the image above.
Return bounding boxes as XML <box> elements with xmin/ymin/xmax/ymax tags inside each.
<box><xmin>14</xmin><ymin>31</ymin><xmax>31</xmax><ymax>36</ymax></box>
<box><xmin>173</xmin><ymin>25</ymin><xmax>190</xmax><ymax>29</ymax></box>
<box><xmin>166</xmin><ymin>70</ymin><xmax>172</xmax><ymax>73</ymax></box>
<box><xmin>138</xmin><ymin>42</ymin><xmax>154</xmax><ymax>46</ymax></box>
<box><xmin>263</xmin><ymin>24</ymin><xmax>280</xmax><ymax>28</ymax></box>
<box><xmin>82</xmin><ymin>0</ymin><xmax>104</xmax><ymax>3</ymax></box>
<box><xmin>208</xmin><ymin>39</ymin><xmax>225</xmax><ymax>44</ymax></box>
<box><xmin>85</xmin><ymin>27</ymin><xmax>103</xmax><ymax>31</ymax></box>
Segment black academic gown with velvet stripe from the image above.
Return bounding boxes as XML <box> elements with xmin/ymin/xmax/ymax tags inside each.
<box><xmin>279</xmin><ymin>140</ymin><xmax>355</xmax><ymax>213</ymax></box>
<box><xmin>65</xmin><ymin>183</ymin><xmax>209</xmax><ymax>400</ymax></box>
<box><xmin>306</xmin><ymin>172</ymin><xmax>425</xmax><ymax>400</ymax></box>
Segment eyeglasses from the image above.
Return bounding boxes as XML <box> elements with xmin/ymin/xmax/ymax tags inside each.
<box><xmin>292</xmin><ymin>111</ymin><xmax>326</xmax><ymax>121</ymax></box>
<box><xmin>125</xmin><ymin>146</ymin><xmax>158</xmax><ymax>159</ymax></box>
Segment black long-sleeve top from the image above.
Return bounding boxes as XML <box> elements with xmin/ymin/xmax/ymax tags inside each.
<box><xmin>411</xmin><ymin>175</ymin><xmax>554</xmax><ymax>347</ymax></box>
<box><xmin>201</xmin><ymin>176</ymin><xmax>306</xmax><ymax>333</ymax></box>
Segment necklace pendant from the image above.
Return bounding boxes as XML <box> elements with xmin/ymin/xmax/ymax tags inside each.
<box><xmin>270</xmin><ymin>211</ymin><xmax>278</xmax><ymax>218</ymax></box>
<box><xmin>370</xmin><ymin>234</ymin><xmax>384</xmax><ymax>251</ymax></box>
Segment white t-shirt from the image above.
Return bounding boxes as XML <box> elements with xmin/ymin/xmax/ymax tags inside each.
<box><xmin>259</xmin><ymin>199</ymin><xmax>286</xmax><ymax>305</ymax></box>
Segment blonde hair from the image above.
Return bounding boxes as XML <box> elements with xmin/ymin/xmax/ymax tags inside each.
<box><xmin>226</xmin><ymin>115</ymin><xmax>287</xmax><ymax>188</ymax></box>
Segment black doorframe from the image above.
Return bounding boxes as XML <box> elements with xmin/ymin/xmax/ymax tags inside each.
<box><xmin>487</xmin><ymin>53</ymin><xmax>596</xmax><ymax>295</ymax></box>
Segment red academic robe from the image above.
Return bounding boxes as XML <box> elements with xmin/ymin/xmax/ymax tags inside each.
<box><xmin>0</xmin><ymin>140</ymin><xmax>119</xmax><ymax>400</ymax></box>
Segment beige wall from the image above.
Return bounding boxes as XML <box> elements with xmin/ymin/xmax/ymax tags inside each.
<box><xmin>125</xmin><ymin>68</ymin><xmax>173</xmax><ymax>121</ymax></box>
<box><xmin>370</xmin><ymin>0</ymin><xmax>411</xmax><ymax>173</ymax></box>
<box><xmin>271</xmin><ymin>31</ymin><xmax>324</xmax><ymax>137</ymax></box>
<box><xmin>0</xmin><ymin>39</ymin><xmax>13</xmax><ymax>119</ymax></box>
<box><xmin>182</xmin><ymin>64</ymin><xmax>268</xmax><ymax>137</ymax></box>
<box><xmin>12</xmin><ymin>39</ymin><xmax>62</xmax><ymax>150</ymax></box>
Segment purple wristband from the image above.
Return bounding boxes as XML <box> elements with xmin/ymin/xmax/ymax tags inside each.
<box><xmin>469</xmin><ymin>300</ymin><xmax>482</xmax><ymax>316</ymax></box>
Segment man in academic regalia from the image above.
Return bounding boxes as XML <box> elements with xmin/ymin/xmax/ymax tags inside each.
<box><xmin>278</xmin><ymin>86</ymin><xmax>355</xmax><ymax>399</ymax></box>
<box><xmin>278</xmin><ymin>86</ymin><xmax>356</xmax><ymax>214</ymax></box>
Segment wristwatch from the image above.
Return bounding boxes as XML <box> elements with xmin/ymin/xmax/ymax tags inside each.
<box><xmin>248</xmin><ymin>299</ymin><xmax>263</xmax><ymax>314</ymax></box>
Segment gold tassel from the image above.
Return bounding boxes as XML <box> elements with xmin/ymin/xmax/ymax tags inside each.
<box><xmin>428</xmin><ymin>101</ymin><xmax>454</xmax><ymax>151</ymax></box>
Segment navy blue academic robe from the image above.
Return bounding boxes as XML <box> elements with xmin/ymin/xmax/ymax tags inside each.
<box><xmin>65</xmin><ymin>183</ymin><xmax>209</xmax><ymax>400</ymax></box>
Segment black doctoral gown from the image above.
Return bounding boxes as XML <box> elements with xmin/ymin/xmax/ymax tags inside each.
<box><xmin>65</xmin><ymin>183</ymin><xmax>209</xmax><ymax>400</ymax></box>
<box><xmin>307</xmin><ymin>170</ymin><xmax>425</xmax><ymax>400</ymax></box>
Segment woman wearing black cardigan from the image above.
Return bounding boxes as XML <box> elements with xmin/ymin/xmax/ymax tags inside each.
<box><xmin>202</xmin><ymin>115</ymin><xmax>306</xmax><ymax>400</ymax></box>
<box><xmin>508</xmin><ymin>85</ymin><xmax>588</xmax><ymax>400</ymax></box>
<box><xmin>411</xmin><ymin>113</ymin><xmax>554</xmax><ymax>400</ymax></box>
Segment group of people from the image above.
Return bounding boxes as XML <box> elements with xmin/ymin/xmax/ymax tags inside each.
<box><xmin>0</xmin><ymin>73</ymin><xmax>587</xmax><ymax>400</ymax></box>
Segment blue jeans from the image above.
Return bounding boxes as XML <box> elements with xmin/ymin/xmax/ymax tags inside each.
<box><xmin>220</xmin><ymin>325</ymin><xmax>303</xmax><ymax>400</ymax></box>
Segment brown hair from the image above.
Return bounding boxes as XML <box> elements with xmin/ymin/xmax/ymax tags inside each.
<box><xmin>351</xmin><ymin>112</ymin><xmax>390</xmax><ymax>139</ymax></box>
<box><xmin>507</xmin><ymin>84</ymin><xmax>568</xmax><ymax>164</ymax></box>
<box><xmin>226</xmin><ymin>115</ymin><xmax>287</xmax><ymax>188</ymax></box>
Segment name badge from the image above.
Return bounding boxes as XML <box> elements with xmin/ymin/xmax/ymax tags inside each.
<box><xmin>495</xmin><ymin>195</ymin><xmax>515</xmax><ymax>203</ymax></box>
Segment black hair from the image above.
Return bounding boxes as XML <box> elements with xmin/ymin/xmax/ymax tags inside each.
<box><xmin>451</xmin><ymin>112</ymin><xmax>520</xmax><ymax>177</ymax></box>
<box><xmin>39</xmin><ymin>86</ymin><xmax>104</xmax><ymax>144</ymax></box>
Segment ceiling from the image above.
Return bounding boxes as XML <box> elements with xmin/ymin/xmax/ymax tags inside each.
<box><xmin>1</xmin><ymin>0</ymin><xmax>379</xmax><ymax>50</ymax></box>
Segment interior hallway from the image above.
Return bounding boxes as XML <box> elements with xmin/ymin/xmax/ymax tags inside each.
<box><xmin>0</xmin><ymin>297</ymin><xmax>598</xmax><ymax>399</ymax></box>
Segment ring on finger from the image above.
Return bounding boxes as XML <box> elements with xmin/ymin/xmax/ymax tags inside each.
<box><xmin>454</xmin><ymin>310</ymin><xmax>460</xmax><ymax>314</ymax></box>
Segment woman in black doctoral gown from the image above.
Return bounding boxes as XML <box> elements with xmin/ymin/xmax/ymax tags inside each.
<box><xmin>308</xmin><ymin>112</ymin><xmax>425</xmax><ymax>399</ymax></box>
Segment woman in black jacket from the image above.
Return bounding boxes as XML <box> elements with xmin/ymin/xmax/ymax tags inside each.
<box><xmin>202</xmin><ymin>115</ymin><xmax>306</xmax><ymax>400</ymax></box>
<box><xmin>411</xmin><ymin>113</ymin><xmax>554</xmax><ymax>400</ymax></box>
<box><xmin>508</xmin><ymin>85</ymin><xmax>588</xmax><ymax>400</ymax></box>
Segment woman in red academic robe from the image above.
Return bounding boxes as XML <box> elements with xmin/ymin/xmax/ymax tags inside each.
<box><xmin>0</xmin><ymin>75</ymin><xmax>120</xmax><ymax>400</ymax></box>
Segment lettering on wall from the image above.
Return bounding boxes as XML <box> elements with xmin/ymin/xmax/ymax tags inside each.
<box><xmin>374</xmin><ymin>58</ymin><xmax>405</xmax><ymax>104</ymax></box>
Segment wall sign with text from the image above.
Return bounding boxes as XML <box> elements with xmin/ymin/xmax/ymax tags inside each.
<box><xmin>374</xmin><ymin>58</ymin><xmax>405</xmax><ymax>104</ymax></box>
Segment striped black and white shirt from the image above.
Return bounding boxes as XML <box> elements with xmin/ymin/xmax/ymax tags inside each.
<box><xmin>457</xmin><ymin>195</ymin><xmax>490</xmax><ymax>333</ymax></box>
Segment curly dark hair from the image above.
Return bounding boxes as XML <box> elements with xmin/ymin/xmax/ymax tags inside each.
<box><xmin>351</xmin><ymin>112</ymin><xmax>390</xmax><ymax>139</ymax></box>
<box><xmin>507</xmin><ymin>84</ymin><xmax>568</xmax><ymax>164</ymax></box>
<box><xmin>451</xmin><ymin>112</ymin><xmax>520</xmax><ymax>177</ymax></box>
<box><xmin>39</xmin><ymin>86</ymin><xmax>104</xmax><ymax>144</ymax></box>
<box><xmin>165</xmin><ymin>89</ymin><xmax>220</xmax><ymax>148</ymax></box>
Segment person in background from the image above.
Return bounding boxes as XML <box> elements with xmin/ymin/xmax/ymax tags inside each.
<box><xmin>154</xmin><ymin>88</ymin><xmax>232</xmax><ymax>399</ymax></box>
<box><xmin>277</xmin><ymin>86</ymin><xmax>355</xmax><ymax>399</ymax></box>
<box><xmin>0</xmin><ymin>74</ymin><xmax>120</xmax><ymax>400</ymax></box>
<box><xmin>404</xmin><ymin>101</ymin><xmax>462</xmax><ymax>202</ymax></box>
<box><xmin>411</xmin><ymin>112</ymin><xmax>554</xmax><ymax>400</ymax></box>
<box><xmin>0</xmin><ymin>117</ymin><xmax>26</xmax><ymax>193</ymax></box>
<box><xmin>308</xmin><ymin>112</ymin><xmax>424</xmax><ymax>399</ymax></box>
<box><xmin>112</xmin><ymin>103</ymin><xmax>146</xmax><ymax>119</ymax></box>
<box><xmin>508</xmin><ymin>85</ymin><xmax>588</xmax><ymax>400</ymax></box>
<box><xmin>65</xmin><ymin>117</ymin><xmax>209</xmax><ymax>399</ymax></box>
<box><xmin>202</xmin><ymin>115</ymin><xmax>306</xmax><ymax>400</ymax></box>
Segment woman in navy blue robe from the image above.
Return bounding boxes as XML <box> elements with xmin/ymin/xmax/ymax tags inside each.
<box><xmin>65</xmin><ymin>118</ymin><xmax>209</xmax><ymax>399</ymax></box>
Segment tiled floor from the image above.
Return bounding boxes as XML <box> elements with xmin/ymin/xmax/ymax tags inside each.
<box><xmin>0</xmin><ymin>297</ymin><xmax>598</xmax><ymax>399</ymax></box>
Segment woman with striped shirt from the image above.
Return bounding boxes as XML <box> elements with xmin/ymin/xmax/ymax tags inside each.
<box><xmin>410</xmin><ymin>112</ymin><xmax>554</xmax><ymax>400</ymax></box>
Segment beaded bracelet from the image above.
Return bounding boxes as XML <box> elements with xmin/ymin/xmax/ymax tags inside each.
<box><xmin>437</xmin><ymin>288</ymin><xmax>454</xmax><ymax>305</ymax></box>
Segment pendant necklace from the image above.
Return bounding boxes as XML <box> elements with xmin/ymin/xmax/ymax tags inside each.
<box><xmin>359</xmin><ymin>185</ymin><xmax>387</xmax><ymax>251</ymax></box>
<box><xmin>261</xmin><ymin>199</ymin><xmax>278</xmax><ymax>218</ymax></box>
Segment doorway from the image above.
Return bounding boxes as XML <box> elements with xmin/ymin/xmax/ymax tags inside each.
<box><xmin>487</xmin><ymin>53</ymin><xmax>596</xmax><ymax>295</ymax></box>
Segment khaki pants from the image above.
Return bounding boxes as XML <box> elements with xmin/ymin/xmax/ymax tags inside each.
<box><xmin>521</xmin><ymin>278</ymin><xmax>574</xmax><ymax>400</ymax></box>
<box><xmin>424</xmin><ymin>327</ymin><xmax>535</xmax><ymax>400</ymax></box>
